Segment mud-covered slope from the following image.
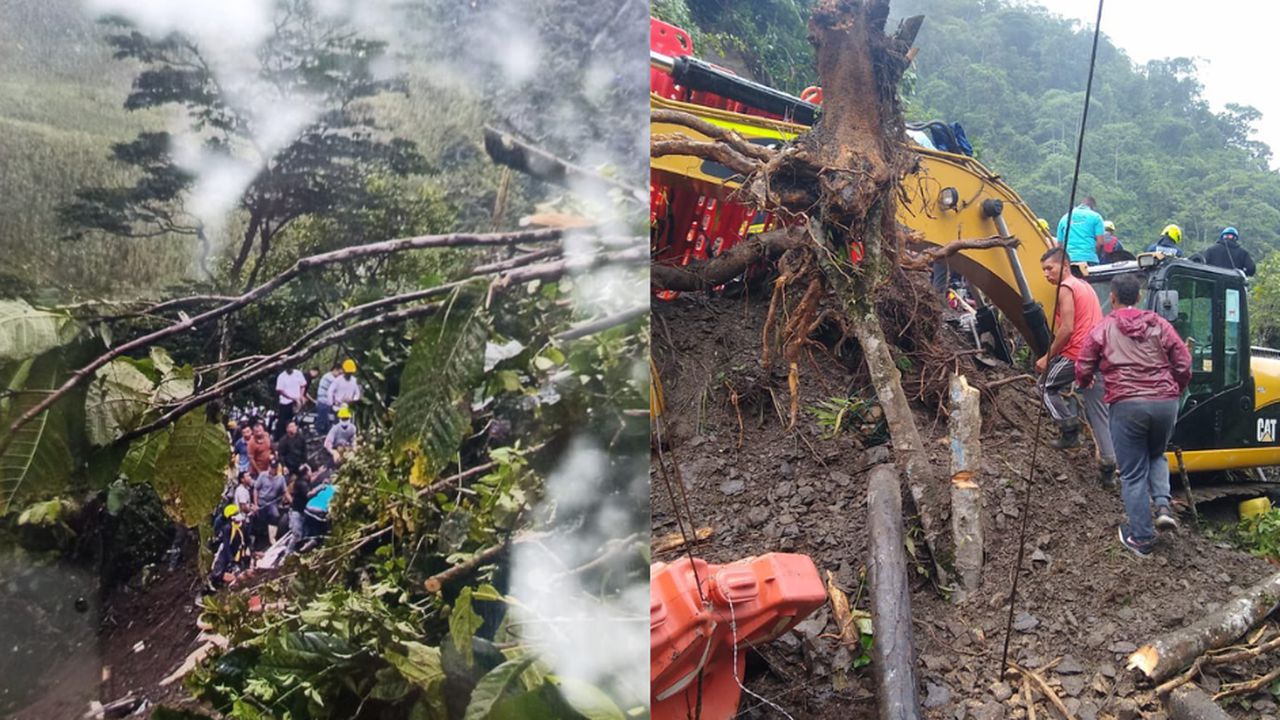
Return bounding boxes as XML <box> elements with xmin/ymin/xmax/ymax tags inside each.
<box><xmin>651</xmin><ymin>291</ymin><xmax>1279</xmax><ymax>719</ymax></box>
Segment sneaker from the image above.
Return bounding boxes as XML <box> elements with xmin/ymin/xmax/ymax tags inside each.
<box><xmin>1118</xmin><ymin>526</ymin><xmax>1153</xmax><ymax>558</ymax></box>
<box><xmin>1154</xmin><ymin>506</ymin><xmax>1179</xmax><ymax>532</ymax></box>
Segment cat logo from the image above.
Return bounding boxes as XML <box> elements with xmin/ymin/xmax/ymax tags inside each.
<box><xmin>1259</xmin><ymin>418</ymin><xmax>1278</xmax><ymax>443</ymax></box>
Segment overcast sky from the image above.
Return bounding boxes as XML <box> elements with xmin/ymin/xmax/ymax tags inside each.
<box><xmin>1026</xmin><ymin>0</ymin><xmax>1280</xmax><ymax>169</ymax></box>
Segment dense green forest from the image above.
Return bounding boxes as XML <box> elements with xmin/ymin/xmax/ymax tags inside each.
<box><xmin>653</xmin><ymin>0</ymin><xmax>1280</xmax><ymax>343</ymax></box>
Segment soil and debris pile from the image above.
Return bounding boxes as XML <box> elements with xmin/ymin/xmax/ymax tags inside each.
<box><xmin>651</xmin><ymin>288</ymin><xmax>1278</xmax><ymax>720</ymax></box>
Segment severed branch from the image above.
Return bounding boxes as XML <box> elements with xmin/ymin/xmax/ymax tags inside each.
<box><xmin>899</xmin><ymin>235</ymin><xmax>1019</xmax><ymax>271</ymax></box>
<box><xmin>0</xmin><ymin>228</ymin><xmax>575</xmax><ymax>457</ymax></box>
<box><xmin>1156</xmin><ymin>633</ymin><xmax>1280</xmax><ymax>696</ymax></box>
<box><xmin>483</xmin><ymin>126</ymin><xmax>645</xmax><ymax>201</ymax></box>
<box><xmin>552</xmin><ymin>305</ymin><xmax>648</xmax><ymax>342</ymax></box>
<box><xmin>651</xmin><ymin>226</ymin><xmax>809</xmax><ymax>291</ymax></box>
<box><xmin>1214</xmin><ymin>666</ymin><xmax>1280</xmax><ymax>700</ymax></box>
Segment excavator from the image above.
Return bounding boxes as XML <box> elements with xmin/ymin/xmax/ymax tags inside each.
<box><xmin>649</xmin><ymin>17</ymin><xmax>1280</xmax><ymax>478</ymax></box>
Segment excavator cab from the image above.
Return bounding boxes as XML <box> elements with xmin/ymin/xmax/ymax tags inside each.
<box><xmin>1083</xmin><ymin>257</ymin><xmax>1280</xmax><ymax>471</ymax></box>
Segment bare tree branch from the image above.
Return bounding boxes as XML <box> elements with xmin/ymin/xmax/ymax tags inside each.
<box><xmin>899</xmin><ymin>235</ymin><xmax>1019</xmax><ymax>271</ymax></box>
<box><xmin>0</xmin><ymin>228</ymin><xmax>574</xmax><ymax>457</ymax></box>
<box><xmin>484</xmin><ymin>126</ymin><xmax>645</xmax><ymax>201</ymax></box>
<box><xmin>651</xmin><ymin>109</ymin><xmax>780</xmax><ymax>162</ymax></box>
<box><xmin>651</xmin><ymin>135</ymin><xmax>762</xmax><ymax>177</ymax></box>
<box><xmin>552</xmin><ymin>305</ymin><xmax>648</xmax><ymax>342</ymax></box>
<box><xmin>118</xmin><ymin>246</ymin><xmax>645</xmax><ymax>441</ymax></box>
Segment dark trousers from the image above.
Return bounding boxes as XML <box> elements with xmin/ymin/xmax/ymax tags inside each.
<box><xmin>274</xmin><ymin>402</ymin><xmax>295</xmax><ymax>440</ymax></box>
<box><xmin>1110</xmin><ymin>398</ymin><xmax>1179</xmax><ymax>543</ymax></box>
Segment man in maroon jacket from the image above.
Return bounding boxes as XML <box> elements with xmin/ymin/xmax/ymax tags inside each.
<box><xmin>1076</xmin><ymin>273</ymin><xmax>1192</xmax><ymax>557</ymax></box>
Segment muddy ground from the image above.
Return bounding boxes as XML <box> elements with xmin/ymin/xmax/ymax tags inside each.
<box><xmin>652</xmin><ymin>288</ymin><xmax>1280</xmax><ymax>719</ymax></box>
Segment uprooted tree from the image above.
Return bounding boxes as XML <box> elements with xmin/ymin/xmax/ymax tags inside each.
<box><xmin>651</xmin><ymin>0</ymin><xmax>974</xmax><ymax>577</ymax></box>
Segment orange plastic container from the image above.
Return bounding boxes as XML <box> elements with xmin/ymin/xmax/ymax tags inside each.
<box><xmin>650</xmin><ymin>553</ymin><xmax>827</xmax><ymax>720</ymax></box>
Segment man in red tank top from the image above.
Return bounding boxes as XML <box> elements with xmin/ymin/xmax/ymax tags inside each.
<box><xmin>1035</xmin><ymin>247</ymin><xmax>1117</xmax><ymax>484</ymax></box>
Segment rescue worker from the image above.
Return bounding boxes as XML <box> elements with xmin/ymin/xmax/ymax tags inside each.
<box><xmin>324</xmin><ymin>406</ymin><xmax>358</xmax><ymax>465</ymax></box>
<box><xmin>285</xmin><ymin>467</ymin><xmax>311</xmax><ymax>555</ymax></box>
<box><xmin>314</xmin><ymin>365</ymin><xmax>341</xmax><ymax>435</ymax></box>
<box><xmin>209</xmin><ymin>505</ymin><xmax>248</xmax><ymax>587</ymax></box>
<box><xmin>1056</xmin><ymin>196</ymin><xmax>1106</xmax><ymax>264</ymax></box>
<box><xmin>1036</xmin><ymin>217</ymin><xmax>1053</xmax><ymax>239</ymax></box>
<box><xmin>1146</xmin><ymin>224</ymin><xmax>1183</xmax><ymax>257</ymax></box>
<box><xmin>1075</xmin><ymin>273</ymin><xmax>1192</xmax><ymax>557</ymax></box>
<box><xmin>1202</xmin><ymin>226</ymin><xmax>1256</xmax><ymax>276</ymax></box>
<box><xmin>1036</xmin><ymin>247</ymin><xmax>1117</xmax><ymax>483</ymax></box>
<box><xmin>325</xmin><ymin>359</ymin><xmax>362</xmax><ymax>410</ymax></box>
<box><xmin>1098</xmin><ymin>220</ymin><xmax>1127</xmax><ymax>263</ymax></box>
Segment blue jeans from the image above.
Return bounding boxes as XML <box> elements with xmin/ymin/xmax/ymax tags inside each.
<box><xmin>1109</xmin><ymin>398</ymin><xmax>1178</xmax><ymax>543</ymax></box>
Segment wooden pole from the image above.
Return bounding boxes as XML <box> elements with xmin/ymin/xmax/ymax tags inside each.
<box><xmin>948</xmin><ymin>374</ymin><xmax>984</xmax><ymax>601</ymax></box>
<box><xmin>867</xmin><ymin>464</ymin><xmax>923</xmax><ymax>720</ymax></box>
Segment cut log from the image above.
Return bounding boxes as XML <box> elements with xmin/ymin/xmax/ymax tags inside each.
<box><xmin>866</xmin><ymin>464</ymin><xmax>923</xmax><ymax>720</ymax></box>
<box><xmin>1166</xmin><ymin>686</ymin><xmax>1233</xmax><ymax>720</ymax></box>
<box><xmin>949</xmin><ymin>374</ymin><xmax>984</xmax><ymax>602</ymax></box>
<box><xmin>1128</xmin><ymin>570</ymin><xmax>1280</xmax><ymax>681</ymax></box>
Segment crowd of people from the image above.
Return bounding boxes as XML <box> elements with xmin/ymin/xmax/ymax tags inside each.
<box><xmin>206</xmin><ymin>359</ymin><xmax>363</xmax><ymax>589</ymax></box>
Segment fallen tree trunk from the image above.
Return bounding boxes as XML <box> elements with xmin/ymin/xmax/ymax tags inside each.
<box><xmin>866</xmin><ymin>463</ymin><xmax>923</xmax><ymax>720</ymax></box>
<box><xmin>1166</xmin><ymin>686</ymin><xmax>1233</xmax><ymax>720</ymax></box>
<box><xmin>1128</xmin><ymin>570</ymin><xmax>1280</xmax><ymax>681</ymax></box>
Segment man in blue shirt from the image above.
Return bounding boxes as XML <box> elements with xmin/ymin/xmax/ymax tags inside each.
<box><xmin>1056</xmin><ymin>196</ymin><xmax>1106</xmax><ymax>264</ymax></box>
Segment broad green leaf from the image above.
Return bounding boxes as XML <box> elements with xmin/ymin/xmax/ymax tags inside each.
<box><xmin>488</xmin><ymin>689</ymin><xmax>559</xmax><ymax>720</ymax></box>
<box><xmin>450</xmin><ymin>588</ymin><xmax>484</xmax><ymax>668</ymax></box>
<box><xmin>391</xmin><ymin>301</ymin><xmax>488</xmax><ymax>481</ymax></box>
<box><xmin>462</xmin><ymin>655</ymin><xmax>538</xmax><ymax>720</ymax></box>
<box><xmin>84</xmin><ymin>359</ymin><xmax>154</xmax><ymax>446</ymax></box>
<box><xmin>385</xmin><ymin>641</ymin><xmax>445</xmax><ymax>689</ymax></box>
<box><xmin>370</xmin><ymin>666</ymin><xmax>412</xmax><ymax>701</ymax></box>
<box><xmin>153</xmin><ymin>364</ymin><xmax>195</xmax><ymax>404</ymax></box>
<box><xmin>149</xmin><ymin>347</ymin><xmax>176</xmax><ymax>376</ymax></box>
<box><xmin>0</xmin><ymin>357</ymin><xmax>77</xmax><ymax>514</ymax></box>
<box><xmin>547</xmin><ymin>676</ymin><xmax>626</xmax><ymax>720</ymax></box>
<box><xmin>120</xmin><ymin>426</ymin><xmax>174</xmax><ymax>484</ymax></box>
<box><xmin>0</xmin><ymin>299</ymin><xmax>77</xmax><ymax>363</ymax></box>
<box><xmin>149</xmin><ymin>415</ymin><xmax>228</xmax><ymax>528</ymax></box>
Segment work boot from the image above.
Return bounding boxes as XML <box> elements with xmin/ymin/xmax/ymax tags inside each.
<box><xmin>1154</xmin><ymin>506</ymin><xmax>1180</xmax><ymax>532</ymax></box>
<box><xmin>1098</xmin><ymin>462</ymin><xmax>1117</xmax><ymax>491</ymax></box>
<box><xmin>1051</xmin><ymin>422</ymin><xmax>1080</xmax><ymax>450</ymax></box>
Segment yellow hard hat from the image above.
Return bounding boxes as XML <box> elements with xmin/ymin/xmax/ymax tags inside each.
<box><xmin>224</xmin><ymin>504</ymin><xmax>239</xmax><ymax>518</ymax></box>
<box><xmin>1162</xmin><ymin>224</ymin><xmax>1182</xmax><ymax>244</ymax></box>
<box><xmin>1104</xmin><ymin>220</ymin><xmax>1115</xmax><ymax>232</ymax></box>
<box><xmin>337</xmin><ymin>406</ymin><xmax>352</xmax><ymax>419</ymax></box>
<box><xmin>227</xmin><ymin>420</ymin><xmax>237</xmax><ymax>429</ymax></box>
<box><xmin>342</xmin><ymin>359</ymin><xmax>357</xmax><ymax>373</ymax></box>
<box><xmin>1036</xmin><ymin>218</ymin><xmax>1051</xmax><ymax>234</ymax></box>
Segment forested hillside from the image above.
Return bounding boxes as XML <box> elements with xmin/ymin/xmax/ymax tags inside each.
<box><xmin>655</xmin><ymin>0</ymin><xmax>1280</xmax><ymax>259</ymax></box>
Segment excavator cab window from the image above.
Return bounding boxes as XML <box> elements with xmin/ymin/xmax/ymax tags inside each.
<box><xmin>1167</xmin><ymin>273</ymin><xmax>1216</xmax><ymax>398</ymax></box>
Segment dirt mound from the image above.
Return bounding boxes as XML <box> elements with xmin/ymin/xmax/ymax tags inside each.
<box><xmin>651</xmin><ymin>289</ymin><xmax>1278</xmax><ymax>719</ymax></box>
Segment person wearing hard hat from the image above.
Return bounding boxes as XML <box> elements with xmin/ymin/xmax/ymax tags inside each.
<box><xmin>1098</xmin><ymin>220</ymin><xmax>1128</xmax><ymax>263</ymax></box>
<box><xmin>314</xmin><ymin>364</ymin><xmax>342</xmax><ymax>435</ymax></box>
<box><xmin>209</xmin><ymin>504</ymin><xmax>249</xmax><ymax>588</ymax></box>
<box><xmin>324</xmin><ymin>405</ymin><xmax>358</xmax><ymax>465</ymax></box>
<box><xmin>1036</xmin><ymin>217</ymin><xmax>1053</xmax><ymax>239</ymax></box>
<box><xmin>325</xmin><ymin>358</ymin><xmax>362</xmax><ymax>411</ymax></box>
<box><xmin>1146</xmin><ymin>224</ymin><xmax>1183</xmax><ymax>257</ymax></box>
<box><xmin>1202</xmin><ymin>226</ymin><xmax>1256</xmax><ymax>276</ymax></box>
